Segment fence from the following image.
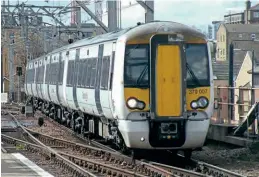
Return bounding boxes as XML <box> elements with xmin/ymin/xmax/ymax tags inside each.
<box><xmin>7</xmin><ymin>91</ymin><xmax>27</xmax><ymax>103</ymax></box>
<box><xmin>212</xmin><ymin>86</ymin><xmax>259</xmax><ymax>134</ymax></box>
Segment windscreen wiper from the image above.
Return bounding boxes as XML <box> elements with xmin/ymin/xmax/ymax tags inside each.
<box><xmin>186</xmin><ymin>63</ymin><xmax>201</xmax><ymax>87</ymax></box>
<box><xmin>125</xmin><ymin>44</ymin><xmax>140</xmax><ymax>56</ymax></box>
<box><xmin>135</xmin><ymin>64</ymin><xmax>148</xmax><ymax>87</ymax></box>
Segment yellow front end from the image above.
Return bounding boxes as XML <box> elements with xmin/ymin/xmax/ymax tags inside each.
<box><xmin>124</xmin><ymin>35</ymin><xmax>211</xmax><ymax>114</ymax></box>
<box><xmin>122</xmin><ymin>33</ymin><xmax>212</xmax><ymax>148</ymax></box>
<box><xmin>156</xmin><ymin>45</ymin><xmax>182</xmax><ymax>117</ymax></box>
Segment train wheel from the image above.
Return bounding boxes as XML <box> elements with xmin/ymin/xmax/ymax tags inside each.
<box><xmin>80</xmin><ymin>119</ymin><xmax>85</xmax><ymax>136</ymax></box>
<box><xmin>70</xmin><ymin>117</ymin><xmax>75</xmax><ymax>131</ymax></box>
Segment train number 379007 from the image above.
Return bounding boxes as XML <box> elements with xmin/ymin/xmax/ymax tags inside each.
<box><xmin>188</xmin><ymin>89</ymin><xmax>208</xmax><ymax>94</ymax></box>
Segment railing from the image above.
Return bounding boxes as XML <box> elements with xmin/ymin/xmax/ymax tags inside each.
<box><xmin>7</xmin><ymin>91</ymin><xmax>27</xmax><ymax>103</ymax></box>
<box><xmin>212</xmin><ymin>86</ymin><xmax>259</xmax><ymax>135</ymax></box>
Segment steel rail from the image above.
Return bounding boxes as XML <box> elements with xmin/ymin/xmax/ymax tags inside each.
<box><xmin>36</xmin><ymin>113</ymin><xmax>118</xmax><ymax>153</ymax></box>
<box><xmin>26</xmin><ymin>128</ymin><xmax>184</xmax><ymax>177</ymax></box>
<box><xmin>7</xmin><ymin>111</ymin><xmax>183</xmax><ymax>177</ymax></box>
<box><xmin>59</xmin><ymin>151</ymin><xmax>147</xmax><ymax>177</ymax></box>
<box><xmin>177</xmin><ymin>154</ymin><xmax>246</xmax><ymax>177</ymax></box>
<box><xmin>32</xmin><ymin>111</ymin><xmax>246</xmax><ymax>177</ymax></box>
<box><xmin>150</xmin><ymin>162</ymin><xmax>206</xmax><ymax>177</ymax></box>
<box><xmin>6</xmin><ymin>107</ymin><xmax>246</xmax><ymax>177</ymax></box>
<box><xmin>195</xmin><ymin>161</ymin><xmax>246</xmax><ymax>177</ymax></box>
<box><xmin>1</xmin><ymin>134</ymin><xmax>97</xmax><ymax>177</ymax></box>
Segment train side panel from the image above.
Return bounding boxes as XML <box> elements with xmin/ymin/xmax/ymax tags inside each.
<box><xmin>36</xmin><ymin>59</ymin><xmax>41</xmax><ymax>99</ymax></box>
<box><xmin>99</xmin><ymin>42</ymin><xmax>114</xmax><ymax>119</ymax></box>
<box><xmin>107</xmin><ymin>42</ymin><xmax>116</xmax><ymax>118</ymax></box>
<box><xmin>58</xmin><ymin>52</ymin><xmax>66</xmax><ymax>107</ymax></box>
<box><xmin>49</xmin><ymin>53</ymin><xmax>60</xmax><ymax>105</ymax></box>
<box><xmin>75</xmin><ymin>45</ymin><xmax>99</xmax><ymax>115</ymax></box>
<box><xmin>76</xmin><ymin>46</ymin><xmax>91</xmax><ymax>114</ymax></box>
<box><xmin>42</xmin><ymin>56</ymin><xmax>51</xmax><ymax>102</ymax></box>
<box><xmin>65</xmin><ymin>49</ymin><xmax>78</xmax><ymax>110</ymax></box>
<box><xmin>61</xmin><ymin>52</ymin><xmax>69</xmax><ymax>108</ymax></box>
<box><xmin>39</xmin><ymin>59</ymin><xmax>44</xmax><ymax>100</ymax></box>
<box><xmin>27</xmin><ymin>62</ymin><xmax>34</xmax><ymax>96</ymax></box>
<box><xmin>24</xmin><ymin>64</ymin><xmax>28</xmax><ymax>96</ymax></box>
<box><xmin>31</xmin><ymin>61</ymin><xmax>37</xmax><ymax>98</ymax></box>
<box><xmin>111</xmin><ymin>36</ymin><xmax>127</xmax><ymax>120</ymax></box>
<box><xmin>35</xmin><ymin>59</ymin><xmax>41</xmax><ymax>98</ymax></box>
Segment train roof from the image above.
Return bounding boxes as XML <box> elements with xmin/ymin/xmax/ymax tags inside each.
<box><xmin>28</xmin><ymin>21</ymin><xmax>207</xmax><ymax>64</ymax></box>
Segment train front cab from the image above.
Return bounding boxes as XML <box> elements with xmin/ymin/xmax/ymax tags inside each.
<box><xmin>120</xmin><ymin>32</ymin><xmax>213</xmax><ymax>150</ymax></box>
<box><xmin>148</xmin><ymin>34</ymin><xmax>186</xmax><ymax>148</ymax></box>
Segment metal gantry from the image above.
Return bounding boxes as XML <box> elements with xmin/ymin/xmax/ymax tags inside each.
<box><xmin>1</xmin><ymin>0</ymin><xmax>155</xmax><ymax>103</ymax></box>
<box><xmin>136</xmin><ymin>0</ymin><xmax>154</xmax><ymax>23</ymax></box>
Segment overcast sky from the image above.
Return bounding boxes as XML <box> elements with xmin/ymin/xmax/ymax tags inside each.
<box><xmin>5</xmin><ymin>0</ymin><xmax>259</xmax><ymax>31</ymax></box>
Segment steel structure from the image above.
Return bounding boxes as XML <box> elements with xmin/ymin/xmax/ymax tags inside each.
<box><xmin>1</xmin><ymin>1</ymin><xmax>101</xmax><ymax>103</ymax></box>
<box><xmin>95</xmin><ymin>0</ymin><xmax>103</xmax><ymax>22</ymax></box>
<box><xmin>75</xmin><ymin>0</ymin><xmax>109</xmax><ymax>32</ymax></box>
<box><xmin>1</xmin><ymin>0</ymin><xmax>155</xmax><ymax>103</ymax></box>
<box><xmin>136</xmin><ymin>0</ymin><xmax>154</xmax><ymax>23</ymax></box>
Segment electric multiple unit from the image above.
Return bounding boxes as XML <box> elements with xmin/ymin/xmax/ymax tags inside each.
<box><xmin>25</xmin><ymin>21</ymin><xmax>214</xmax><ymax>156</ymax></box>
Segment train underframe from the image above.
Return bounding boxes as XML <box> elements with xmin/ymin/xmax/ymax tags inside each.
<box><xmin>31</xmin><ymin>97</ymin><xmax>133</xmax><ymax>152</ymax></box>
<box><xmin>27</xmin><ymin>96</ymin><xmax>194</xmax><ymax>159</ymax></box>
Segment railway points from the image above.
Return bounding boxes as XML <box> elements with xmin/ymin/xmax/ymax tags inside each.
<box><xmin>1</xmin><ymin>104</ymin><xmax>248</xmax><ymax>177</ymax></box>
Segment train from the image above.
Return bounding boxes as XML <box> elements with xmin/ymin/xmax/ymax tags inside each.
<box><xmin>25</xmin><ymin>21</ymin><xmax>214</xmax><ymax>157</ymax></box>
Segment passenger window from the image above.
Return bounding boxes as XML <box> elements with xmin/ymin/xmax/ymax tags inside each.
<box><xmin>80</xmin><ymin>60</ymin><xmax>86</xmax><ymax>87</ymax></box>
<box><xmin>71</xmin><ymin>61</ymin><xmax>75</xmax><ymax>86</ymax></box>
<box><xmin>86</xmin><ymin>59</ymin><xmax>92</xmax><ymax>87</ymax></box>
<box><xmin>109</xmin><ymin>51</ymin><xmax>115</xmax><ymax>90</ymax></box>
<box><xmin>101</xmin><ymin>56</ymin><xmax>110</xmax><ymax>90</ymax></box>
<box><xmin>90</xmin><ymin>58</ymin><xmax>97</xmax><ymax>88</ymax></box>
<box><xmin>75</xmin><ymin>61</ymin><xmax>79</xmax><ymax>86</ymax></box>
<box><xmin>67</xmin><ymin>61</ymin><xmax>71</xmax><ymax>85</ymax></box>
<box><xmin>46</xmin><ymin>64</ymin><xmax>49</xmax><ymax>84</ymax></box>
<box><xmin>83</xmin><ymin>59</ymin><xmax>88</xmax><ymax>87</ymax></box>
<box><xmin>77</xmin><ymin>60</ymin><xmax>82</xmax><ymax>86</ymax></box>
<box><xmin>61</xmin><ymin>61</ymin><xmax>64</xmax><ymax>84</ymax></box>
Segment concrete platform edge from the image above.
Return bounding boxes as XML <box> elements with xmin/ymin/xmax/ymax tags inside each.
<box><xmin>207</xmin><ymin>124</ymin><xmax>258</xmax><ymax>146</ymax></box>
<box><xmin>11</xmin><ymin>153</ymin><xmax>54</xmax><ymax>177</ymax></box>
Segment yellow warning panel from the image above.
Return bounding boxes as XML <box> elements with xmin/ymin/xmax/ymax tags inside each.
<box><xmin>156</xmin><ymin>45</ymin><xmax>182</xmax><ymax>117</ymax></box>
<box><xmin>124</xmin><ymin>88</ymin><xmax>149</xmax><ymax>111</ymax></box>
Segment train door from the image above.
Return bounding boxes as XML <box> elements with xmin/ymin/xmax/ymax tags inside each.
<box><xmin>149</xmin><ymin>34</ymin><xmax>186</xmax><ymax>119</ymax></box>
<box><xmin>47</xmin><ymin>56</ymin><xmax>52</xmax><ymax>102</ymax></box>
<box><xmin>95</xmin><ymin>44</ymin><xmax>104</xmax><ymax>115</ymax></box>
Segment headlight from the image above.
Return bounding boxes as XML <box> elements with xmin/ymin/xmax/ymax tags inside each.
<box><xmin>190</xmin><ymin>101</ymin><xmax>198</xmax><ymax>109</ymax></box>
<box><xmin>197</xmin><ymin>97</ymin><xmax>209</xmax><ymax>108</ymax></box>
<box><xmin>127</xmin><ymin>98</ymin><xmax>138</xmax><ymax>108</ymax></box>
<box><xmin>190</xmin><ymin>97</ymin><xmax>209</xmax><ymax>109</ymax></box>
<box><xmin>126</xmin><ymin>97</ymin><xmax>146</xmax><ymax>110</ymax></box>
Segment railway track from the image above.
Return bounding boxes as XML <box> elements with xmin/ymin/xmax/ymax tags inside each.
<box><xmin>1</xmin><ymin>113</ymin><xmax>96</xmax><ymax>177</ymax></box>
<box><xmin>2</xmin><ymin>109</ymin><xmax>200</xmax><ymax>177</ymax></box>
<box><xmin>2</xmin><ymin>104</ymin><xmax>246</xmax><ymax>177</ymax></box>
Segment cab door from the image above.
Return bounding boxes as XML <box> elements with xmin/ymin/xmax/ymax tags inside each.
<box><xmin>149</xmin><ymin>34</ymin><xmax>186</xmax><ymax>119</ymax></box>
